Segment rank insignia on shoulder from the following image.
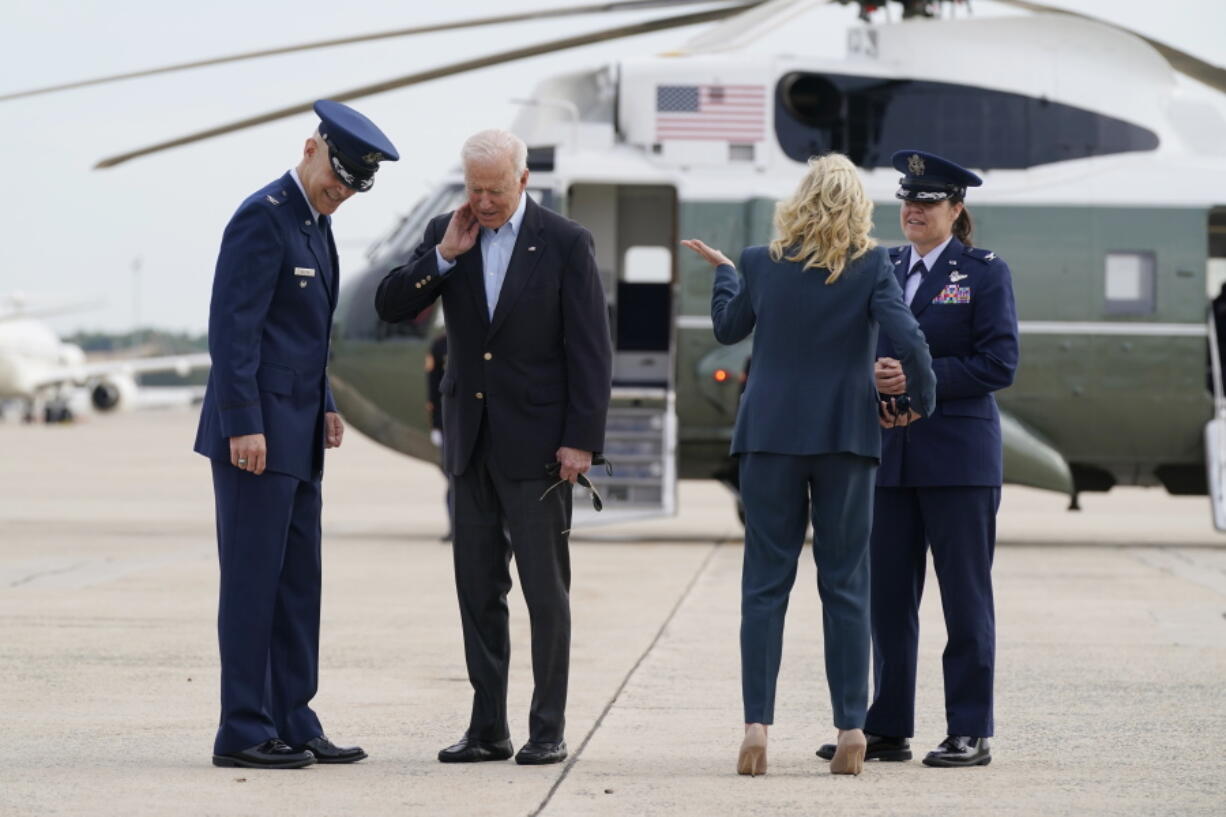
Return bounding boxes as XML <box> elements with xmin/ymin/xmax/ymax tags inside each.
<box><xmin>984</xmin><ymin>251</ymin><xmax>997</xmax><ymax>261</ymax></box>
<box><xmin>265</xmin><ymin>194</ymin><xmax>282</xmax><ymax>206</ymax></box>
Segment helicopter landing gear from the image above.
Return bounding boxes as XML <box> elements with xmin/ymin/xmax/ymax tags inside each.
<box><xmin>714</xmin><ymin>458</ymin><xmax>745</xmax><ymax>527</ymax></box>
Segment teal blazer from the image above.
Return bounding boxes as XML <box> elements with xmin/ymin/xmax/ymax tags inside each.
<box><xmin>712</xmin><ymin>244</ymin><xmax>935</xmax><ymax>459</ymax></box>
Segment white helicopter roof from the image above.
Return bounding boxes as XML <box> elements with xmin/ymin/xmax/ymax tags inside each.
<box><xmin>503</xmin><ymin>6</ymin><xmax>1226</xmax><ymax>209</ymax></box>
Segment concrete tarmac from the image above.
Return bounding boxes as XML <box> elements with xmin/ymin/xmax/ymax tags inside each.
<box><xmin>0</xmin><ymin>409</ymin><xmax>1223</xmax><ymax>816</ymax></box>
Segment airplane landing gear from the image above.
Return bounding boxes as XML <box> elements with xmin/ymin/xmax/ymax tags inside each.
<box><xmin>41</xmin><ymin>392</ymin><xmax>74</xmax><ymax>423</ymax></box>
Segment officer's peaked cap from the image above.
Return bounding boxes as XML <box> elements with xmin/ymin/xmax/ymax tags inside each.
<box><xmin>891</xmin><ymin>149</ymin><xmax>982</xmax><ymax>203</ymax></box>
<box><xmin>313</xmin><ymin>100</ymin><xmax>399</xmax><ymax>192</ymax></box>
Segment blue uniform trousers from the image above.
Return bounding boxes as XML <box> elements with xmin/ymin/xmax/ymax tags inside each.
<box><xmin>865</xmin><ymin>486</ymin><xmax>999</xmax><ymax>739</ymax></box>
<box><xmin>211</xmin><ymin>461</ymin><xmax>323</xmax><ymax>754</ymax></box>
<box><xmin>739</xmin><ymin>452</ymin><xmax>875</xmax><ymax>728</ymax></box>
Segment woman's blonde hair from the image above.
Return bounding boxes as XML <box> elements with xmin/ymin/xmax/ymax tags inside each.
<box><xmin>769</xmin><ymin>153</ymin><xmax>876</xmax><ymax>284</ymax></box>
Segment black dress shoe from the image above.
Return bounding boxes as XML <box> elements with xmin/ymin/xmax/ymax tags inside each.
<box><xmin>212</xmin><ymin>738</ymin><xmax>315</xmax><ymax>769</ymax></box>
<box><xmin>922</xmin><ymin>735</ymin><xmax>991</xmax><ymax>767</ymax></box>
<box><xmin>816</xmin><ymin>733</ymin><xmax>911</xmax><ymax>762</ymax></box>
<box><xmin>438</xmin><ymin>735</ymin><xmax>514</xmax><ymax>763</ymax></box>
<box><xmin>515</xmin><ymin>740</ymin><xmax>567</xmax><ymax>765</ymax></box>
<box><xmin>294</xmin><ymin>735</ymin><xmax>367</xmax><ymax>764</ymax></box>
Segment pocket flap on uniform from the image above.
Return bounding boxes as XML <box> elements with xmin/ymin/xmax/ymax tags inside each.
<box><xmin>256</xmin><ymin>363</ymin><xmax>295</xmax><ymax>396</ymax></box>
<box><xmin>526</xmin><ymin>383</ymin><xmax>566</xmax><ymax>405</ymax></box>
<box><xmin>940</xmin><ymin>396</ymin><xmax>993</xmax><ymax>419</ymax></box>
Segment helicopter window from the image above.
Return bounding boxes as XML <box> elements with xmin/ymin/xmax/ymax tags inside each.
<box><xmin>1104</xmin><ymin>252</ymin><xmax>1156</xmax><ymax>316</ymax></box>
<box><xmin>774</xmin><ymin>72</ymin><xmax>1159</xmax><ymax>170</ymax></box>
<box><xmin>624</xmin><ymin>246</ymin><xmax>672</xmax><ymax>284</ymax></box>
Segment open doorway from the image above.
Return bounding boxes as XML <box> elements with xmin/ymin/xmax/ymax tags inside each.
<box><xmin>567</xmin><ymin>183</ymin><xmax>678</xmax><ymax>522</ymax></box>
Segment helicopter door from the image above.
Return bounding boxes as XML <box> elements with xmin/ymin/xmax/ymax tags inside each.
<box><xmin>567</xmin><ymin>183</ymin><xmax>678</xmax><ymax>525</ymax></box>
<box><xmin>1206</xmin><ymin>207</ymin><xmax>1226</xmax><ymax>531</ymax></box>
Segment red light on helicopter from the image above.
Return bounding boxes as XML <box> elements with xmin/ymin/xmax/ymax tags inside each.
<box><xmin>713</xmin><ymin>369</ymin><xmax>730</xmax><ymax>383</ymax></box>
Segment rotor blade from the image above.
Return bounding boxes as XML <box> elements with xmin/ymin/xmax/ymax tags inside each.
<box><xmin>991</xmin><ymin>0</ymin><xmax>1226</xmax><ymax>95</ymax></box>
<box><xmin>95</xmin><ymin>4</ymin><xmax>762</xmax><ymax>169</ymax></box>
<box><xmin>1</xmin><ymin>1</ymin><xmax>752</xmax><ymax>102</ymax></box>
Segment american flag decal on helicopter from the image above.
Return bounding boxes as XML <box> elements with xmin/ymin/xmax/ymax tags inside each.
<box><xmin>655</xmin><ymin>84</ymin><xmax>767</xmax><ymax>142</ymax></box>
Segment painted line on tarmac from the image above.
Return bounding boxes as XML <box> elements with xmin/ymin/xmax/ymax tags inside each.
<box><xmin>527</xmin><ymin>538</ymin><xmax>727</xmax><ymax>817</ymax></box>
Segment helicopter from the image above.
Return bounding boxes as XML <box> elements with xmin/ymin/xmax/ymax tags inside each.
<box><xmin>9</xmin><ymin>0</ymin><xmax>1226</xmax><ymax>527</ymax></box>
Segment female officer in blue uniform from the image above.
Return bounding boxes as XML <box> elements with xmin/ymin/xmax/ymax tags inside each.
<box><xmin>684</xmin><ymin>153</ymin><xmax>935</xmax><ymax>777</ymax></box>
<box><xmin>819</xmin><ymin>150</ymin><xmax>1019</xmax><ymax>768</ymax></box>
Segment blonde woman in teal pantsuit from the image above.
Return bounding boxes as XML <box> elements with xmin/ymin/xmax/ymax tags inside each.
<box><xmin>682</xmin><ymin>153</ymin><xmax>936</xmax><ymax>777</ymax></box>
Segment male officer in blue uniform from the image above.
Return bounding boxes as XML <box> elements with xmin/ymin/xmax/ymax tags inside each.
<box><xmin>817</xmin><ymin>150</ymin><xmax>1018</xmax><ymax>768</ymax></box>
<box><xmin>194</xmin><ymin>100</ymin><xmax>398</xmax><ymax>769</ymax></box>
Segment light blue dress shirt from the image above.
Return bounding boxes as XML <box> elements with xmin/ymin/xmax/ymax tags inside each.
<box><xmin>903</xmin><ymin>234</ymin><xmax>954</xmax><ymax>306</ymax></box>
<box><xmin>288</xmin><ymin>167</ymin><xmax>321</xmax><ymax>224</ymax></box>
<box><xmin>435</xmin><ymin>193</ymin><xmax>528</xmax><ymax>319</ymax></box>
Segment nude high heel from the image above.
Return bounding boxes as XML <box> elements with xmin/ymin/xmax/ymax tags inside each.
<box><xmin>830</xmin><ymin>728</ymin><xmax>866</xmax><ymax>775</ymax></box>
<box><xmin>737</xmin><ymin>723</ymin><xmax>768</xmax><ymax>776</ymax></box>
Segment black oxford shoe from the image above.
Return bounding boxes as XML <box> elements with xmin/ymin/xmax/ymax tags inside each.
<box><xmin>438</xmin><ymin>735</ymin><xmax>514</xmax><ymax>763</ymax></box>
<box><xmin>515</xmin><ymin>740</ymin><xmax>567</xmax><ymax>765</ymax></box>
<box><xmin>294</xmin><ymin>735</ymin><xmax>367</xmax><ymax>764</ymax></box>
<box><xmin>922</xmin><ymin>735</ymin><xmax>991</xmax><ymax>767</ymax></box>
<box><xmin>212</xmin><ymin>738</ymin><xmax>315</xmax><ymax>769</ymax></box>
<box><xmin>816</xmin><ymin>733</ymin><xmax>911</xmax><ymax>762</ymax></box>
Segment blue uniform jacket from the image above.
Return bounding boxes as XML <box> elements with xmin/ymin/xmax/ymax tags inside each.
<box><xmin>713</xmin><ymin>245</ymin><xmax>935</xmax><ymax>460</ymax></box>
<box><xmin>194</xmin><ymin>172</ymin><xmax>338</xmax><ymax>482</ymax></box>
<box><xmin>876</xmin><ymin>238</ymin><xmax>1019</xmax><ymax>487</ymax></box>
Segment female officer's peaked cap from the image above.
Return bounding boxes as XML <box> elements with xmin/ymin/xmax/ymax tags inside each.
<box><xmin>891</xmin><ymin>149</ymin><xmax>982</xmax><ymax>203</ymax></box>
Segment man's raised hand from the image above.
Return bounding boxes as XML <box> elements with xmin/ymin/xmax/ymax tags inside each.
<box><xmin>439</xmin><ymin>203</ymin><xmax>480</xmax><ymax>262</ymax></box>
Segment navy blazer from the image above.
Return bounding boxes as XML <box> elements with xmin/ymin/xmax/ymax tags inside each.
<box><xmin>194</xmin><ymin>172</ymin><xmax>338</xmax><ymax>482</ymax></box>
<box><xmin>375</xmin><ymin>196</ymin><xmax>612</xmax><ymax>479</ymax></box>
<box><xmin>713</xmin><ymin>245</ymin><xmax>935</xmax><ymax>460</ymax></box>
<box><xmin>876</xmin><ymin>238</ymin><xmax>1019</xmax><ymax>487</ymax></box>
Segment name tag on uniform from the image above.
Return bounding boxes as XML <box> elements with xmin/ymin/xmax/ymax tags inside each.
<box><xmin>933</xmin><ymin>284</ymin><xmax>971</xmax><ymax>304</ymax></box>
<box><xmin>294</xmin><ymin>267</ymin><xmax>316</xmax><ymax>278</ymax></box>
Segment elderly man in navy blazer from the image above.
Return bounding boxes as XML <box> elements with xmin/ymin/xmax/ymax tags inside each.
<box><xmin>194</xmin><ymin>100</ymin><xmax>397</xmax><ymax>769</ymax></box>
<box><xmin>376</xmin><ymin>129</ymin><xmax>612</xmax><ymax>767</ymax></box>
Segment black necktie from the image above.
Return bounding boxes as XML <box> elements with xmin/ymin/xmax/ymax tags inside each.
<box><xmin>904</xmin><ymin>259</ymin><xmax>925</xmax><ymax>306</ymax></box>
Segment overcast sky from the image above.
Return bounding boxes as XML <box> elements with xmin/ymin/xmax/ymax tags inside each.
<box><xmin>2</xmin><ymin>0</ymin><xmax>1223</xmax><ymax>335</ymax></box>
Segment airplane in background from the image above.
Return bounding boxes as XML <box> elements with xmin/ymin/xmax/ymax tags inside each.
<box><xmin>0</xmin><ymin>295</ymin><xmax>210</xmax><ymax>423</ymax></box>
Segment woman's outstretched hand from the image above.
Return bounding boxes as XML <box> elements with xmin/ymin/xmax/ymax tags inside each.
<box><xmin>681</xmin><ymin>238</ymin><xmax>734</xmax><ymax>269</ymax></box>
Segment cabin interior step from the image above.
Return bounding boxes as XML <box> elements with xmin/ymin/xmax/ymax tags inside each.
<box><xmin>568</xmin><ymin>182</ymin><xmax>679</xmax><ymax>526</ymax></box>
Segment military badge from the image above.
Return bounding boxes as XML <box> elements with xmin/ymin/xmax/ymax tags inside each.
<box><xmin>362</xmin><ymin>151</ymin><xmax>385</xmax><ymax>165</ymax></box>
<box><xmin>950</xmin><ymin>272</ymin><xmax>968</xmax><ymax>282</ymax></box>
<box><xmin>907</xmin><ymin>153</ymin><xmax>925</xmax><ymax>176</ymax></box>
<box><xmin>933</xmin><ymin>284</ymin><xmax>972</xmax><ymax>304</ymax></box>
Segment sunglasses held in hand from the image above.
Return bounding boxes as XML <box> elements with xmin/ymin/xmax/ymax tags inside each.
<box><xmin>540</xmin><ymin>454</ymin><xmax>611</xmax><ymax>512</ymax></box>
